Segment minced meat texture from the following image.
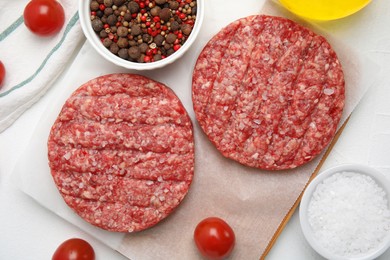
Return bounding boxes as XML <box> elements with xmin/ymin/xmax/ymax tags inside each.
<box><xmin>192</xmin><ymin>15</ymin><xmax>345</xmax><ymax>170</ymax></box>
<box><xmin>48</xmin><ymin>73</ymin><xmax>194</xmax><ymax>232</ymax></box>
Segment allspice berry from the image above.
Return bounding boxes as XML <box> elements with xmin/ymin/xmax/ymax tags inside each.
<box><xmin>154</xmin><ymin>34</ymin><xmax>165</xmax><ymax>46</ymax></box>
<box><xmin>128</xmin><ymin>46</ymin><xmax>141</xmax><ymax>59</ymax></box>
<box><xmin>117</xmin><ymin>37</ymin><xmax>129</xmax><ymax>48</ymax></box>
<box><xmin>139</xmin><ymin>43</ymin><xmax>149</xmax><ymax>53</ymax></box>
<box><xmin>110</xmin><ymin>43</ymin><xmax>119</xmax><ymax>54</ymax></box>
<box><xmin>90</xmin><ymin>1</ymin><xmax>100</xmax><ymax>11</ymax></box>
<box><xmin>91</xmin><ymin>19</ymin><xmax>103</xmax><ymax>32</ymax></box>
<box><xmin>153</xmin><ymin>54</ymin><xmax>162</xmax><ymax>61</ymax></box>
<box><xmin>150</xmin><ymin>6</ymin><xmax>161</xmax><ymax>17</ymax></box>
<box><xmin>123</xmin><ymin>12</ymin><xmax>132</xmax><ymax>21</ymax></box>
<box><xmin>118</xmin><ymin>48</ymin><xmax>129</xmax><ymax>59</ymax></box>
<box><xmin>159</xmin><ymin>8</ymin><xmax>171</xmax><ymax>22</ymax></box>
<box><xmin>104</xmin><ymin>0</ymin><xmax>113</xmax><ymax>7</ymax></box>
<box><xmin>102</xmin><ymin>38</ymin><xmax>112</xmax><ymax>48</ymax></box>
<box><xmin>113</xmin><ymin>0</ymin><xmax>126</xmax><ymax>6</ymax></box>
<box><xmin>131</xmin><ymin>24</ymin><xmax>142</xmax><ymax>36</ymax></box>
<box><xmin>99</xmin><ymin>30</ymin><xmax>108</xmax><ymax>38</ymax></box>
<box><xmin>128</xmin><ymin>1</ymin><xmax>139</xmax><ymax>13</ymax></box>
<box><xmin>168</xmin><ymin>1</ymin><xmax>179</xmax><ymax>10</ymax></box>
<box><xmin>170</xmin><ymin>20</ymin><xmax>180</xmax><ymax>31</ymax></box>
<box><xmin>117</xmin><ymin>26</ymin><xmax>128</xmax><ymax>37</ymax></box>
<box><xmin>165</xmin><ymin>33</ymin><xmax>177</xmax><ymax>44</ymax></box>
<box><xmin>104</xmin><ymin>7</ymin><xmax>114</xmax><ymax>16</ymax></box>
<box><xmin>107</xmin><ymin>14</ymin><xmax>117</xmax><ymax>26</ymax></box>
<box><xmin>142</xmin><ymin>33</ymin><xmax>152</xmax><ymax>43</ymax></box>
<box><xmin>181</xmin><ymin>23</ymin><xmax>192</xmax><ymax>35</ymax></box>
<box><xmin>155</xmin><ymin>0</ymin><xmax>167</xmax><ymax>5</ymax></box>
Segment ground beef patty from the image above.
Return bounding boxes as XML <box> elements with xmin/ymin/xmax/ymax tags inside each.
<box><xmin>48</xmin><ymin>73</ymin><xmax>194</xmax><ymax>232</ymax></box>
<box><xmin>192</xmin><ymin>15</ymin><xmax>345</xmax><ymax>170</ymax></box>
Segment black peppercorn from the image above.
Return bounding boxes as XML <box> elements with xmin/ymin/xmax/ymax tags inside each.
<box><xmin>96</xmin><ymin>10</ymin><xmax>104</xmax><ymax>18</ymax></box>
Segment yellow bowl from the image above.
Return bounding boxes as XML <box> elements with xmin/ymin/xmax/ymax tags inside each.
<box><xmin>279</xmin><ymin>0</ymin><xmax>372</xmax><ymax>21</ymax></box>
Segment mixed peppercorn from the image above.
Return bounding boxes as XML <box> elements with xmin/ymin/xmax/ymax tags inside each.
<box><xmin>90</xmin><ymin>0</ymin><xmax>197</xmax><ymax>63</ymax></box>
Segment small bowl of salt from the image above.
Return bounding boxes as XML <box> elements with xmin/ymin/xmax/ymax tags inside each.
<box><xmin>299</xmin><ymin>164</ymin><xmax>390</xmax><ymax>260</ymax></box>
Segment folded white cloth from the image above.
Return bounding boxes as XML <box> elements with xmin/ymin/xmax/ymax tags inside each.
<box><xmin>0</xmin><ymin>0</ymin><xmax>84</xmax><ymax>133</ymax></box>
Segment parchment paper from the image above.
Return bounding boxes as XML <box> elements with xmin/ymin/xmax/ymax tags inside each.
<box><xmin>14</xmin><ymin>1</ymin><xmax>380</xmax><ymax>259</ymax></box>
<box><xmin>118</xmin><ymin>2</ymin><xmax>380</xmax><ymax>259</ymax></box>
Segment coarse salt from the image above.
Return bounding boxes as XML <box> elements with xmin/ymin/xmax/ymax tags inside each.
<box><xmin>308</xmin><ymin>171</ymin><xmax>390</xmax><ymax>257</ymax></box>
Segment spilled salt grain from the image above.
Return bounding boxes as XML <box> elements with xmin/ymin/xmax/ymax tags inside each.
<box><xmin>308</xmin><ymin>171</ymin><xmax>390</xmax><ymax>257</ymax></box>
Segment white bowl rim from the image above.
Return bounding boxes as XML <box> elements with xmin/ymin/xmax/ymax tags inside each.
<box><xmin>79</xmin><ymin>0</ymin><xmax>204</xmax><ymax>70</ymax></box>
<box><xmin>299</xmin><ymin>163</ymin><xmax>390</xmax><ymax>260</ymax></box>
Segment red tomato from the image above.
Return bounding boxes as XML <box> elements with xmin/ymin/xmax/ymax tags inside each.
<box><xmin>23</xmin><ymin>0</ymin><xmax>65</xmax><ymax>36</ymax></box>
<box><xmin>52</xmin><ymin>238</ymin><xmax>95</xmax><ymax>260</ymax></box>
<box><xmin>0</xmin><ymin>61</ymin><xmax>5</xmax><ymax>88</ymax></box>
<box><xmin>194</xmin><ymin>217</ymin><xmax>236</xmax><ymax>260</ymax></box>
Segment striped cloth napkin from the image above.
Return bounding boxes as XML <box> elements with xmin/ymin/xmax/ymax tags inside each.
<box><xmin>0</xmin><ymin>0</ymin><xmax>84</xmax><ymax>133</ymax></box>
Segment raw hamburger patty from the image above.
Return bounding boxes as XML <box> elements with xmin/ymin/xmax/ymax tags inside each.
<box><xmin>192</xmin><ymin>15</ymin><xmax>345</xmax><ymax>170</ymax></box>
<box><xmin>48</xmin><ymin>73</ymin><xmax>194</xmax><ymax>232</ymax></box>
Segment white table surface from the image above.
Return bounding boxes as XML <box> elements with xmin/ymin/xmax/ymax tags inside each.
<box><xmin>1</xmin><ymin>0</ymin><xmax>390</xmax><ymax>259</ymax></box>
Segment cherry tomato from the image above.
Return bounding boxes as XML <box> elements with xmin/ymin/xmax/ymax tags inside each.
<box><xmin>52</xmin><ymin>238</ymin><xmax>95</xmax><ymax>260</ymax></box>
<box><xmin>23</xmin><ymin>0</ymin><xmax>65</xmax><ymax>36</ymax></box>
<box><xmin>194</xmin><ymin>217</ymin><xmax>236</xmax><ymax>260</ymax></box>
<box><xmin>0</xmin><ymin>61</ymin><xmax>5</xmax><ymax>88</ymax></box>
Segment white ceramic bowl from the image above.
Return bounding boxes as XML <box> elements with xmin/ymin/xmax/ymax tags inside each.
<box><xmin>300</xmin><ymin>164</ymin><xmax>390</xmax><ymax>260</ymax></box>
<box><xmin>79</xmin><ymin>0</ymin><xmax>204</xmax><ymax>70</ymax></box>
